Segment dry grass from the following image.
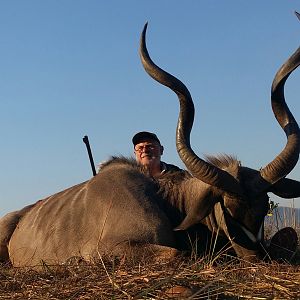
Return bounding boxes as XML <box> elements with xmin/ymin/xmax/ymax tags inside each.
<box><xmin>1</xmin><ymin>211</ymin><xmax>300</xmax><ymax>300</ymax></box>
<box><xmin>0</xmin><ymin>248</ymin><xmax>300</xmax><ymax>299</ymax></box>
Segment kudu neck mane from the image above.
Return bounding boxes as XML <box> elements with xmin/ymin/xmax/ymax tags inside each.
<box><xmin>100</xmin><ymin>155</ymin><xmax>240</xmax><ymax>179</ymax></box>
<box><xmin>204</xmin><ymin>154</ymin><xmax>240</xmax><ymax>180</ymax></box>
<box><xmin>99</xmin><ymin>156</ymin><xmax>150</xmax><ymax>175</ymax></box>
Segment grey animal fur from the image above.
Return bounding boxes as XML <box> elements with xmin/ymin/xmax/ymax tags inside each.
<box><xmin>1</xmin><ymin>21</ymin><xmax>300</xmax><ymax>266</ymax></box>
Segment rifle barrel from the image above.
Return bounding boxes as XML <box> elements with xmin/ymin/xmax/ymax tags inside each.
<box><xmin>83</xmin><ymin>135</ymin><xmax>97</xmax><ymax>176</ymax></box>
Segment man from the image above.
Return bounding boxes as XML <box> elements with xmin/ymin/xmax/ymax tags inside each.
<box><xmin>132</xmin><ymin>131</ymin><xmax>181</xmax><ymax>177</ymax></box>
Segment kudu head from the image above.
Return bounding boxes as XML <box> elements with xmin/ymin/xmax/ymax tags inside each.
<box><xmin>139</xmin><ymin>22</ymin><xmax>300</xmax><ymax>257</ymax></box>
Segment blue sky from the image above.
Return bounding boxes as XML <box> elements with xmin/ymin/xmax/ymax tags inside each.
<box><xmin>0</xmin><ymin>1</ymin><xmax>300</xmax><ymax>216</ymax></box>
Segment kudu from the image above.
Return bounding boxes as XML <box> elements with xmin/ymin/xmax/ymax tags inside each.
<box><xmin>0</xmin><ymin>23</ymin><xmax>299</xmax><ymax>267</ymax></box>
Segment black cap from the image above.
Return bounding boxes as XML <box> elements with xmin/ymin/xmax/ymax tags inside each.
<box><xmin>132</xmin><ymin>131</ymin><xmax>161</xmax><ymax>146</ymax></box>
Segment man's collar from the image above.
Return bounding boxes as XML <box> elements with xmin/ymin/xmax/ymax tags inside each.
<box><xmin>160</xmin><ymin>162</ymin><xmax>167</xmax><ymax>174</ymax></box>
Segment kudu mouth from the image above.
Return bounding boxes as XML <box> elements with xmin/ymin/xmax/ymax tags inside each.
<box><xmin>139</xmin><ymin>23</ymin><xmax>243</xmax><ymax>197</ymax></box>
<box><xmin>140</xmin><ymin>23</ymin><xmax>300</xmax><ymax>196</ymax></box>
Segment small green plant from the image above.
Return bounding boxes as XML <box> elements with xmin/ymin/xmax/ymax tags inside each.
<box><xmin>267</xmin><ymin>200</ymin><xmax>279</xmax><ymax>216</ymax></box>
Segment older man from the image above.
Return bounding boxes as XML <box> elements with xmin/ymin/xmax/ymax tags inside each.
<box><xmin>132</xmin><ymin>131</ymin><xmax>181</xmax><ymax>177</ymax></box>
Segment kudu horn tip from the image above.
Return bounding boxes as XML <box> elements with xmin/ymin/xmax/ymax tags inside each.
<box><xmin>141</xmin><ymin>22</ymin><xmax>148</xmax><ymax>43</ymax></box>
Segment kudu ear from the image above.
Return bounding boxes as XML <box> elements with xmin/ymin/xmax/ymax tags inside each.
<box><xmin>269</xmin><ymin>178</ymin><xmax>300</xmax><ymax>199</ymax></box>
<box><xmin>174</xmin><ymin>213</ymin><xmax>207</xmax><ymax>231</ymax></box>
<box><xmin>174</xmin><ymin>190</ymin><xmax>216</xmax><ymax>231</ymax></box>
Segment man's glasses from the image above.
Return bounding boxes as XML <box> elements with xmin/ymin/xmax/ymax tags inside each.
<box><xmin>134</xmin><ymin>144</ymin><xmax>158</xmax><ymax>153</ymax></box>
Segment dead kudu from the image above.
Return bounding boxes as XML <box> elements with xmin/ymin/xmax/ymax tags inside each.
<box><xmin>1</xmin><ymin>24</ymin><xmax>300</xmax><ymax>267</ymax></box>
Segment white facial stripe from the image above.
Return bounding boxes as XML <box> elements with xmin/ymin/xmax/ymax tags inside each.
<box><xmin>226</xmin><ymin>207</ymin><xmax>263</xmax><ymax>243</ymax></box>
<box><xmin>239</xmin><ymin>222</ymin><xmax>263</xmax><ymax>243</ymax></box>
<box><xmin>240</xmin><ymin>225</ymin><xmax>257</xmax><ymax>243</ymax></box>
<box><xmin>256</xmin><ymin>223</ymin><xmax>263</xmax><ymax>241</ymax></box>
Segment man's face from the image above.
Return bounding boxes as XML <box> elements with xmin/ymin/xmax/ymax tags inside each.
<box><xmin>134</xmin><ymin>140</ymin><xmax>163</xmax><ymax>167</ymax></box>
